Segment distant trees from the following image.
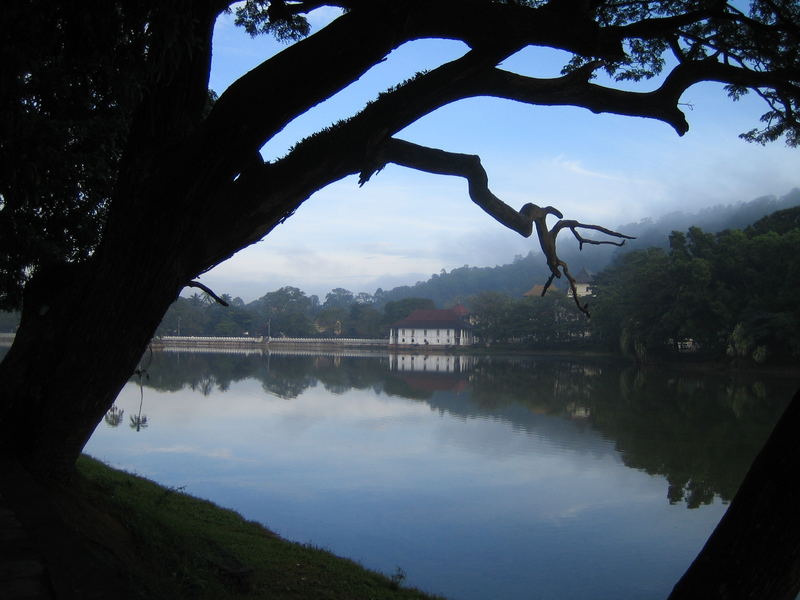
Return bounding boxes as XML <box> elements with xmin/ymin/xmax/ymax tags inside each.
<box><xmin>381</xmin><ymin>298</ymin><xmax>435</xmax><ymax>326</ymax></box>
<box><xmin>250</xmin><ymin>286</ymin><xmax>316</xmax><ymax>337</ymax></box>
<box><xmin>153</xmin><ymin>288</ymin><xmax>444</xmax><ymax>339</ymax></box>
<box><xmin>149</xmin><ymin>205</ymin><xmax>800</xmax><ymax>360</ymax></box>
<box><xmin>467</xmin><ymin>290</ymin><xmax>589</xmax><ymax>346</ymax></box>
<box><xmin>591</xmin><ymin>208</ymin><xmax>800</xmax><ymax>363</ymax></box>
<box><xmin>156</xmin><ymin>293</ymin><xmax>252</xmax><ymax>337</ymax></box>
<box><xmin>323</xmin><ymin>288</ymin><xmax>355</xmax><ymax>310</ymax></box>
<box><xmin>377</xmin><ymin>253</ymin><xmax>551</xmax><ymax>307</ymax></box>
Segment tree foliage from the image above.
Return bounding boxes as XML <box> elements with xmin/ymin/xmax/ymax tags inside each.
<box><xmin>0</xmin><ymin>1</ymin><xmax>151</xmax><ymax>309</ymax></box>
<box><xmin>1</xmin><ymin>0</ymin><xmax>799</xmax><ymax>313</ymax></box>
<box><xmin>155</xmin><ymin>289</ymin><xmax>439</xmax><ymax>338</ymax></box>
<box><xmin>2</xmin><ymin>8</ymin><xmax>800</xmax><ymax>594</ymax></box>
<box><xmin>591</xmin><ymin>208</ymin><xmax>800</xmax><ymax>362</ymax></box>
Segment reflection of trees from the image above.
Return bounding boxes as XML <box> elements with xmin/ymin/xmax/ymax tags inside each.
<box><xmin>427</xmin><ymin>356</ymin><xmax>792</xmax><ymax>508</ymax></box>
<box><xmin>192</xmin><ymin>373</ymin><xmax>216</xmax><ymax>397</ymax></box>
<box><xmin>139</xmin><ymin>352</ymin><xmax>265</xmax><ymax>394</ymax></box>
<box><xmin>132</xmin><ymin>350</ymin><xmax>793</xmax><ymax>507</ymax></box>
<box><xmin>130</xmin><ymin>377</ymin><xmax>149</xmax><ymax>432</ymax></box>
<box><xmin>261</xmin><ymin>356</ymin><xmax>318</xmax><ymax>398</ymax></box>
<box><xmin>315</xmin><ymin>356</ymin><xmax>389</xmax><ymax>395</ymax></box>
<box><xmin>591</xmin><ymin>367</ymin><xmax>793</xmax><ymax>507</ymax></box>
<box><xmin>468</xmin><ymin>356</ymin><xmax>601</xmax><ymax>415</ymax></box>
<box><xmin>137</xmin><ymin>351</ymin><xmax>391</xmax><ymax>400</ymax></box>
<box><xmin>129</xmin><ymin>414</ymin><xmax>148</xmax><ymax>431</ymax></box>
<box><xmin>260</xmin><ymin>355</ymin><xmax>390</xmax><ymax>398</ymax></box>
<box><xmin>104</xmin><ymin>405</ymin><xmax>124</xmax><ymax>427</ymax></box>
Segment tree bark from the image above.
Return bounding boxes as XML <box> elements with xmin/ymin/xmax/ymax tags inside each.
<box><xmin>669</xmin><ymin>387</ymin><xmax>800</xmax><ymax>600</ymax></box>
<box><xmin>0</xmin><ymin>235</ymin><xmax>187</xmax><ymax>479</ymax></box>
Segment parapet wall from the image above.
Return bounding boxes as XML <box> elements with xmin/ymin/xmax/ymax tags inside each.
<box><xmin>154</xmin><ymin>336</ymin><xmax>387</xmax><ymax>349</ymax></box>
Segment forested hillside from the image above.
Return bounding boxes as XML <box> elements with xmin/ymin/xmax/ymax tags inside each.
<box><xmin>589</xmin><ymin>206</ymin><xmax>800</xmax><ymax>363</ymax></box>
<box><xmin>377</xmin><ymin>188</ymin><xmax>800</xmax><ymax>307</ymax></box>
<box><xmin>1</xmin><ymin>190</ymin><xmax>797</xmax><ymax>340</ymax></box>
<box><xmin>373</xmin><ymin>252</ymin><xmax>552</xmax><ymax>308</ymax></box>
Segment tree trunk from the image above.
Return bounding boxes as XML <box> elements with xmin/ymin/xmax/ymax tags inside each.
<box><xmin>669</xmin><ymin>387</ymin><xmax>800</xmax><ymax>600</ymax></box>
<box><xmin>0</xmin><ymin>237</ymin><xmax>186</xmax><ymax>480</ymax></box>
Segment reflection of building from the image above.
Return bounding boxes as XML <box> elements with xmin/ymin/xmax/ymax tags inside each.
<box><xmin>389</xmin><ymin>353</ymin><xmax>474</xmax><ymax>373</ymax></box>
<box><xmin>389</xmin><ymin>354</ymin><xmax>474</xmax><ymax>395</ymax></box>
<box><xmin>388</xmin><ymin>307</ymin><xmax>473</xmax><ymax>347</ymax></box>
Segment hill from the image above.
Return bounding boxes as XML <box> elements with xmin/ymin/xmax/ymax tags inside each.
<box><xmin>376</xmin><ymin>188</ymin><xmax>800</xmax><ymax>307</ymax></box>
<box><xmin>373</xmin><ymin>252</ymin><xmax>552</xmax><ymax>308</ymax></box>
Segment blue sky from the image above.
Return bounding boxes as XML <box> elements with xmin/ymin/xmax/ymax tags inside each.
<box><xmin>198</xmin><ymin>7</ymin><xmax>799</xmax><ymax>302</ymax></box>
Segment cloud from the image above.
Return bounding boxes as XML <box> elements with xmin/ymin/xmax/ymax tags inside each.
<box><xmin>203</xmin><ymin>25</ymin><xmax>799</xmax><ymax>301</ymax></box>
<box><xmin>199</xmin><ymin>245</ymin><xmax>445</xmax><ymax>299</ymax></box>
<box><xmin>551</xmin><ymin>156</ymin><xmax>634</xmax><ymax>182</ymax></box>
<box><xmin>141</xmin><ymin>445</ymin><xmax>253</xmax><ymax>462</ymax></box>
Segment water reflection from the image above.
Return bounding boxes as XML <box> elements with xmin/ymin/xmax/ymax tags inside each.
<box><xmin>104</xmin><ymin>405</ymin><xmax>124</xmax><ymax>427</ymax></box>
<box><xmin>89</xmin><ymin>350</ymin><xmax>798</xmax><ymax>600</ymax></box>
<box><xmin>112</xmin><ymin>350</ymin><xmax>794</xmax><ymax>510</ymax></box>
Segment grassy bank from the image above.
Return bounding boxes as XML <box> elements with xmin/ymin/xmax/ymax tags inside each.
<box><xmin>63</xmin><ymin>455</ymin><xmax>444</xmax><ymax>599</ymax></box>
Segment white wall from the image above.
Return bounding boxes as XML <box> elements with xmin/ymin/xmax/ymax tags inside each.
<box><xmin>389</xmin><ymin>327</ymin><xmax>473</xmax><ymax>346</ymax></box>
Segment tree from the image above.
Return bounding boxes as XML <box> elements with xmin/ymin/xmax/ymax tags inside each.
<box><xmin>315</xmin><ymin>305</ymin><xmax>348</xmax><ymax>335</ymax></box>
<box><xmin>382</xmin><ymin>297</ymin><xmax>436</xmax><ymax>330</ymax></box>
<box><xmin>1</xmin><ymin>1</ymin><xmax>799</xmax><ymax>595</ymax></box>
<box><xmin>348</xmin><ymin>303</ymin><xmax>383</xmax><ymax>337</ymax></box>
<box><xmin>323</xmin><ymin>287</ymin><xmax>355</xmax><ymax>310</ymax></box>
<box><xmin>252</xmin><ymin>286</ymin><xmax>315</xmax><ymax>336</ymax></box>
<box><xmin>468</xmin><ymin>291</ymin><xmax>514</xmax><ymax>343</ymax></box>
<box><xmin>591</xmin><ymin>215</ymin><xmax>800</xmax><ymax>363</ymax></box>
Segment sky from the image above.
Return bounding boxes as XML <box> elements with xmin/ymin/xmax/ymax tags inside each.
<box><xmin>197</xmin><ymin>7</ymin><xmax>799</xmax><ymax>302</ymax></box>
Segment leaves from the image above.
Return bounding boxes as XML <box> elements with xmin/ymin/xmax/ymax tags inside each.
<box><xmin>591</xmin><ymin>208</ymin><xmax>800</xmax><ymax>362</ymax></box>
<box><xmin>234</xmin><ymin>0</ymin><xmax>312</xmax><ymax>40</ymax></box>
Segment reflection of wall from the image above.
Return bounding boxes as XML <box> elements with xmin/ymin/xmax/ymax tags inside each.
<box><xmin>389</xmin><ymin>354</ymin><xmax>474</xmax><ymax>373</ymax></box>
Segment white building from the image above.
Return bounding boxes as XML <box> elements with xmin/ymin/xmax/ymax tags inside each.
<box><xmin>569</xmin><ymin>267</ymin><xmax>594</xmax><ymax>298</ymax></box>
<box><xmin>388</xmin><ymin>307</ymin><xmax>473</xmax><ymax>347</ymax></box>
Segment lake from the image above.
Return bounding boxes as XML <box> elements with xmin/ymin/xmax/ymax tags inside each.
<box><xmin>84</xmin><ymin>349</ymin><xmax>798</xmax><ymax>600</ymax></box>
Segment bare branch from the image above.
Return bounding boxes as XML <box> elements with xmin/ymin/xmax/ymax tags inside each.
<box><xmin>365</xmin><ymin>138</ymin><xmax>538</xmax><ymax>237</ymax></box>
<box><xmin>363</xmin><ymin>138</ymin><xmax>634</xmax><ymax>317</ymax></box>
<box><xmin>552</xmin><ymin>220</ymin><xmax>635</xmax><ymax>251</ymax></box>
<box><xmin>187</xmin><ymin>281</ymin><xmax>229</xmax><ymax>306</ymax></box>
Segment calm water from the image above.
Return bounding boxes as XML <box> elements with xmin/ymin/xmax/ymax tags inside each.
<box><xmin>84</xmin><ymin>350</ymin><xmax>798</xmax><ymax>600</ymax></box>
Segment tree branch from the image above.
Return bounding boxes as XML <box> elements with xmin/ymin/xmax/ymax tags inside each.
<box><xmin>365</xmin><ymin>138</ymin><xmax>634</xmax><ymax>317</ymax></box>
<box><xmin>361</xmin><ymin>138</ymin><xmax>538</xmax><ymax>237</ymax></box>
<box><xmin>200</xmin><ymin>0</ymin><xmax>626</xmax><ymax>182</ymax></box>
<box><xmin>191</xmin><ymin>0</ymin><xmax>797</xmax><ymax>283</ymax></box>
<box><xmin>612</xmin><ymin>1</ymin><xmax>726</xmax><ymax>40</ymax></box>
<box><xmin>187</xmin><ymin>281</ymin><xmax>229</xmax><ymax>306</ymax></box>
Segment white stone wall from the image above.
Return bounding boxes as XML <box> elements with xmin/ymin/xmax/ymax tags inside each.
<box><xmin>389</xmin><ymin>327</ymin><xmax>473</xmax><ymax>346</ymax></box>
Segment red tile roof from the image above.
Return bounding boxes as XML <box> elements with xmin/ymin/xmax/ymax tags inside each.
<box><xmin>523</xmin><ymin>284</ymin><xmax>558</xmax><ymax>297</ymax></box>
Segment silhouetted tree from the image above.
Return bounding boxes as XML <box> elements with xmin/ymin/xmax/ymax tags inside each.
<box><xmin>1</xmin><ymin>2</ymin><xmax>799</xmax><ymax>595</ymax></box>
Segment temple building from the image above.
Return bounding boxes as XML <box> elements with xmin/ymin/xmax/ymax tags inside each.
<box><xmin>388</xmin><ymin>306</ymin><xmax>473</xmax><ymax>347</ymax></box>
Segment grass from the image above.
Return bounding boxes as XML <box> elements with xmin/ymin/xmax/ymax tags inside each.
<box><xmin>62</xmin><ymin>455</ymin><xmax>445</xmax><ymax>599</ymax></box>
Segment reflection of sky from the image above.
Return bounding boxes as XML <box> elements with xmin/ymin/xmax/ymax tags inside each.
<box><xmin>86</xmin><ymin>375</ymin><xmax>725</xmax><ymax>600</ymax></box>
